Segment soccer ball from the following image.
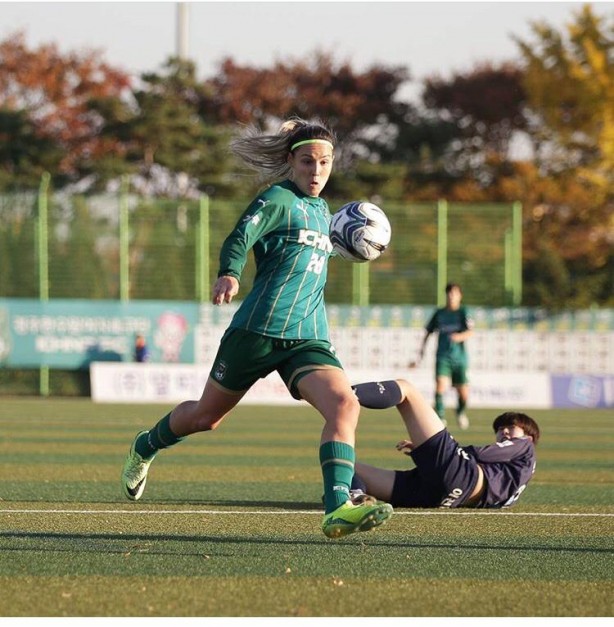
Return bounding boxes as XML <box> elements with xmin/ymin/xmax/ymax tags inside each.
<box><xmin>329</xmin><ymin>201</ymin><xmax>392</xmax><ymax>263</ymax></box>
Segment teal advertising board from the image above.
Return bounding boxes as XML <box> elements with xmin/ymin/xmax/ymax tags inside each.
<box><xmin>0</xmin><ymin>299</ymin><xmax>198</xmax><ymax>369</ymax></box>
<box><xmin>1</xmin><ymin>298</ymin><xmax>612</xmax><ymax>370</ymax></box>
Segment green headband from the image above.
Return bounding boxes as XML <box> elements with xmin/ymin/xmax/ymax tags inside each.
<box><xmin>290</xmin><ymin>138</ymin><xmax>334</xmax><ymax>152</ymax></box>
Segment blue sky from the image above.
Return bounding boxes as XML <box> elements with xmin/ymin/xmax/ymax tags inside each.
<box><xmin>1</xmin><ymin>2</ymin><xmax>610</xmax><ymax>102</ymax></box>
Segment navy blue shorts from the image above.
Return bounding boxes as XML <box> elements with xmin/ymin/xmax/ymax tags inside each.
<box><xmin>390</xmin><ymin>430</ymin><xmax>479</xmax><ymax>508</ymax></box>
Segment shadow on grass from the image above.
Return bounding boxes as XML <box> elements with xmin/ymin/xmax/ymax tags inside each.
<box><xmin>1</xmin><ymin>530</ymin><xmax>612</xmax><ymax>555</ymax></box>
<box><xmin>152</xmin><ymin>498</ymin><xmax>323</xmax><ymax>510</ymax></box>
<box><xmin>1</xmin><ymin>497</ymin><xmax>323</xmax><ymax>510</ymax></box>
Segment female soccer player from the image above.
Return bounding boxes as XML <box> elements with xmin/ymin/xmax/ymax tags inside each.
<box><xmin>121</xmin><ymin>117</ymin><xmax>392</xmax><ymax>538</ymax></box>
<box><xmin>351</xmin><ymin>378</ymin><xmax>539</xmax><ymax>508</ymax></box>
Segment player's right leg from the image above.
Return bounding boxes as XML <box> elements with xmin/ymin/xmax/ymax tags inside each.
<box><xmin>122</xmin><ymin>329</ymin><xmax>261</xmax><ymax>501</ymax></box>
<box><xmin>121</xmin><ymin>430</ymin><xmax>157</xmax><ymax>501</ymax></box>
<box><xmin>121</xmin><ymin>378</ymin><xmax>244</xmax><ymax>501</ymax></box>
<box><xmin>383</xmin><ymin>378</ymin><xmax>446</xmax><ymax>449</ymax></box>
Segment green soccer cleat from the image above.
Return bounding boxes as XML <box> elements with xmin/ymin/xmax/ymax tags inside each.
<box><xmin>322</xmin><ymin>497</ymin><xmax>393</xmax><ymax>539</ymax></box>
<box><xmin>121</xmin><ymin>430</ymin><xmax>156</xmax><ymax>501</ymax></box>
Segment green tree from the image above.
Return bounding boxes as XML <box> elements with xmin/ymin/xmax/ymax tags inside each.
<box><xmin>512</xmin><ymin>4</ymin><xmax>613</xmax><ymax>307</ymax></box>
<box><xmin>487</xmin><ymin>160</ymin><xmax>613</xmax><ymax>308</ymax></box>
<box><xmin>0</xmin><ymin>109</ymin><xmax>62</xmax><ymax>190</ymax></box>
<box><xmin>421</xmin><ymin>62</ymin><xmax>528</xmax><ymax>183</ymax></box>
<box><xmin>514</xmin><ymin>4</ymin><xmax>614</xmax><ymax>194</ymax></box>
<box><xmin>94</xmin><ymin>58</ymin><xmax>238</xmax><ymax>197</ymax></box>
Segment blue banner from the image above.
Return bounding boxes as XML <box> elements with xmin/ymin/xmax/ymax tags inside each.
<box><xmin>550</xmin><ymin>374</ymin><xmax>614</xmax><ymax>408</ymax></box>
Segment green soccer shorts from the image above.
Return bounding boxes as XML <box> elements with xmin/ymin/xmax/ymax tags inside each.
<box><xmin>435</xmin><ymin>355</ymin><xmax>469</xmax><ymax>386</ymax></box>
<box><xmin>210</xmin><ymin>327</ymin><xmax>343</xmax><ymax>399</ymax></box>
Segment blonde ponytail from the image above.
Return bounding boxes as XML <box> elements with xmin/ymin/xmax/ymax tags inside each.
<box><xmin>230</xmin><ymin>117</ymin><xmax>335</xmax><ymax>183</ymax></box>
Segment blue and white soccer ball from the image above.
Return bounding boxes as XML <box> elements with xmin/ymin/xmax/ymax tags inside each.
<box><xmin>330</xmin><ymin>201</ymin><xmax>392</xmax><ymax>263</ymax></box>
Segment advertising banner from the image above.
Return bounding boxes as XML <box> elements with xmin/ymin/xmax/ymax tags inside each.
<box><xmin>90</xmin><ymin>362</ymin><xmax>299</xmax><ymax>405</ymax></box>
<box><xmin>90</xmin><ymin>363</ymin><xmax>554</xmax><ymax>408</ymax></box>
<box><xmin>0</xmin><ymin>299</ymin><xmax>198</xmax><ymax>368</ymax></box>
<box><xmin>551</xmin><ymin>374</ymin><xmax>614</xmax><ymax>408</ymax></box>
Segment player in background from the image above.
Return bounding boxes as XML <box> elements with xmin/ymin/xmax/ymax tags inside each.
<box><xmin>411</xmin><ymin>282</ymin><xmax>473</xmax><ymax>429</ymax></box>
<box><xmin>350</xmin><ymin>378</ymin><xmax>539</xmax><ymax>509</ymax></box>
<box><xmin>121</xmin><ymin>117</ymin><xmax>392</xmax><ymax>539</ymax></box>
<box><xmin>133</xmin><ymin>334</ymin><xmax>149</xmax><ymax>363</ymax></box>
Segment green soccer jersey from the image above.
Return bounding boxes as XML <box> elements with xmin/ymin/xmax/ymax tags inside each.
<box><xmin>425</xmin><ymin>306</ymin><xmax>472</xmax><ymax>360</ymax></box>
<box><xmin>218</xmin><ymin>179</ymin><xmax>333</xmax><ymax>340</ymax></box>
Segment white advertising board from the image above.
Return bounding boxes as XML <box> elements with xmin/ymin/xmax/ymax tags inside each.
<box><xmin>90</xmin><ymin>362</ymin><xmax>552</xmax><ymax>408</ymax></box>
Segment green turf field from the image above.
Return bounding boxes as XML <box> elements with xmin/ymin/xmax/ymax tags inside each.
<box><xmin>0</xmin><ymin>398</ymin><xmax>612</xmax><ymax>617</ymax></box>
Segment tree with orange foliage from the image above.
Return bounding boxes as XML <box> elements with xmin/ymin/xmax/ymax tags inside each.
<box><xmin>201</xmin><ymin>51</ymin><xmax>409</xmax><ymax>167</ymax></box>
<box><xmin>0</xmin><ymin>31</ymin><xmax>132</xmax><ymax>188</ymax></box>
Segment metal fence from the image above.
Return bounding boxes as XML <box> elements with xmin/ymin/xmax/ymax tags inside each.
<box><xmin>1</xmin><ymin>181</ymin><xmax>521</xmax><ymax>307</ymax></box>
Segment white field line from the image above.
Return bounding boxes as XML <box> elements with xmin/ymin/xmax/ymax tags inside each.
<box><xmin>0</xmin><ymin>508</ymin><xmax>613</xmax><ymax>518</ymax></box>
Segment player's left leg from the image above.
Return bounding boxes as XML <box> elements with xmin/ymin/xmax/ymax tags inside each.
<box><xmin>434</xmin><ymin>375</ymin><xmax>450</xmax><ymax>425</ymax></box>
<box><xmin>297</xmin><ymin>368</ymin><xmax>393</xmax><ymax>538</ymax></box>
<box><xmin>353</xmin><ymin>461</ymin><xmax>396</xmax><ymax>502</ymax></box>
<box><xmin>453</xmin><ymin>361</ymin><xmax>470</xmax><ymax>430</ymax></box>
<box><xmin>434</xmin><ymin>358</ymin><xmax>452</xmax><ymax>425</ymax></box>
<box><xmin>454</xmin><ymin>384</ymin><xmax>470</xmax><ymax>429</ymax></box>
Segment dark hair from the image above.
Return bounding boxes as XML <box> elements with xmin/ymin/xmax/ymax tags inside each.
<box><xmin>493</xmin><ymin>412</ymin><xmax>540</xmax><ymax>445</ymax></box>
<box><xmin>445</xmin><ymin>282</ymin><xmax>461</xmax><ymax>294</ymax></box>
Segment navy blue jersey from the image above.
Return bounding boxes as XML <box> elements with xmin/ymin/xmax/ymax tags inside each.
<box><xmin>465</xmin><ymin>437</ymin><xmax>537</xmax><ymax>508</ymax></box>
<box><xmin>386</xmin><ymin>432</ymin><xmax>537</xmax><ymax>510</ymax></box>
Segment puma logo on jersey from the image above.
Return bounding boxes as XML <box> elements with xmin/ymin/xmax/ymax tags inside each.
<box><xmin>298</xmin><ymin>229</ymin><xmax>333</xmax><ymax>252</ymax></box>
<box><xmin>242</xmin><ymin>213</ymin><xmax>261</xmax><ymax>226</ymax></box>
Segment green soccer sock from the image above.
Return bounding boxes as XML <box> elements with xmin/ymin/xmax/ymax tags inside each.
<box><xmin>135</xmin><ymin>412</ymin><xmax>184</xmax><ymax>459</ymax></box>
<box><xmin>435</xmin><ymin>393</ymin><xmax>445</xmax><ymax>419</ymax></box>
<box><xmin>320</xmin><ymin>441</ymin><xmax>355</xmax><ymax>514</ymax></box>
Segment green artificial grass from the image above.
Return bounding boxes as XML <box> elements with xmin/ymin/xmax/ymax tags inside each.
<box><xmin>0</xmin><ymin>399</ymin><xmax>612</xmax><ymax>616</ymax></box>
